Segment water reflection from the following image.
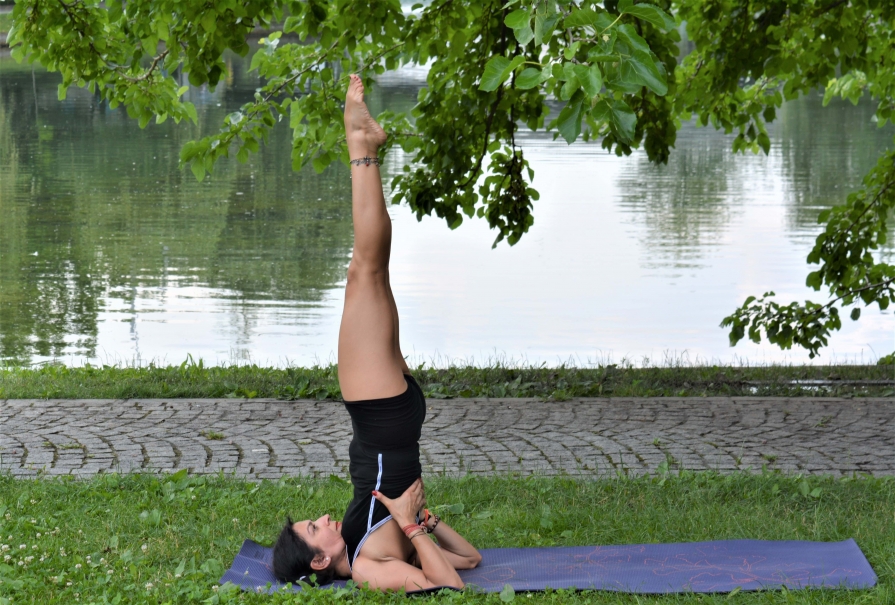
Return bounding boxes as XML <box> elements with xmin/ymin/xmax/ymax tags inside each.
<box><xmin>0</xmin><ymin>60</ymin><xmax>356</xmax><ymax>363</ymax></box>
<box><xmin>0</xmin><ymin>49</ymin><xmax>891</xmax><ymax>366</ymax></box>
<box><xmin>615</xmin><ymin>93</ymin><xmax>894</xmax><ymax>272</ymax></box>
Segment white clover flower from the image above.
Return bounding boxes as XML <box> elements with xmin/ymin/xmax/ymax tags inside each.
<box><xmin>191</xmin><ymin>495</ymin><xmax>196</xmax><ymax>500</ymax></box>
<box><xmin>51</xmin><ymin>576</ymin><xmax>59</xmax><ymax>582</ymax></box>
<box><xmin>36</xmin><ymin>533</ymin><xmax>41</xmax><ymax>538</ymax></box>
<box><xmin>107</xmin><ymin>569</ymin><xmax>113</xmax><ymax>575</ymax></box>
<box><xmin>145</xmin><ymin>582</ymin><xmax>153</xmax><ymax>589</ymax></box>
<box><xmin>25</xmin><ymin>556</ymin><xmax>33</xmax><ymax>563</ymax></box>
<box><xmin>85</xmin><ymin>555</ymin><xmax>91</xmax><ymax>561</ymax></box>
<box><xmin>31</xmin><ymin>545</ymin><xmax>37</xmax><ymax>550</ymax></box>
<box><xmin>77</xmin><ymin>530</ymin><xmax>83</xmax><ymax>535</ymax></box>
<box><xmin>174</xmin><ymin>573</ymin><xmax>182</xmax><ymax>579</ymax></box>
<box><xmin>19</xmin><ymin>545</ymin><xmax>26</xmax><ymax>550</ymax></box>
<box><xmin>1</xmin><ymin>545</ymin><xmax>8</xmax><ymax>551</ymax></box>
<box><xmin>17</xmin><ymin>560</ymin><xmax>23</xmax><ymax>566</ymax></box>
<box><xmin>29</xmin><ymin>519</ymin><xmax>36</xmax><ymax>524</ymax></box>
<box><xmin>30</xmin><ymin>499</ymin><xmax>36</xmax><ymax>504</ymax></box>
<box><xmin>75</xmin><ymin>563</ymin><xmax>82</xmax><ymax>569</ymax></box>
<box><xmin>100</xmin><ymin>558</ymin><xmax>106</xmax><ymax>564</ymax></box>
<box><xmin>66</xmin><ymin>581</ymin><xmax>73</xmax><ymax>586</ymax></box>
<box><xmin>141</xmin><ymin>544</ymin><xmax>148</xmax><ymax>553</ymax></box>
<box><xmin>212</xmin><ymin>586</ymin><xmax>219</xmax><ymax>592</ymax></box>
<box><xmin>232</xmin><ymin>518</ymin><xmax>239</xmax><ymax>524</ymax></box>
<box><xmin>40</xmin><ymin>556</ymin><xmax>45</xmax><ymax>562</ymax></box>
<box><xmin>3</xmin><ymin>555</ymin><xmax>10</xmax><ymax>562</ymax></box>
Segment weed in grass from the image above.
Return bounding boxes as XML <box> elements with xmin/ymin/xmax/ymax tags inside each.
<box><xmin>0</xmin><ymin>471</ymin><xmax>890</xmax><ymax>604</ymax></box>
<box><xmin>815</xmin><ymin>416</ymin><xmax>833</xmax><ymax>428</ymax></box>
<box><xmin>201</xmin><ymin>430</ymin><xmax>226</xmax><ymax>441</ymax></box>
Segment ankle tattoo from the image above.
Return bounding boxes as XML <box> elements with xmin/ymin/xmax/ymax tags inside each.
<box><xmin>349</xmin><ymin>156</ymin><xmax>381</xmax><ymax>167</ymax></box>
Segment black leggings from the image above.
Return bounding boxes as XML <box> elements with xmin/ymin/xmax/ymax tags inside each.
<box><xmin>340</xmin><ymin>374</ymin><xmax>426</xmax><ymax>567</ymax></box>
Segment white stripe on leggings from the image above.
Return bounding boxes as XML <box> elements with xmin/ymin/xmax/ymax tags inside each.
<box><xmin>367</xmin><ymin>453</ymin><xmax>383</xmax><ymax>530</ymax></box>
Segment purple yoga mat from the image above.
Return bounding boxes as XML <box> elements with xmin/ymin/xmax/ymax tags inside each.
<box><xmin>220</xmin><ymin>538</ymin><xmax>876</xmax><ymax>595</ymax></box>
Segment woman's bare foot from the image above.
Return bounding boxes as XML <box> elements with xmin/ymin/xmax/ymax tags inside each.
<box><xmin>345</xmin><ymin>74</ymin><xmax>387</xmax><ymax>157</ymax></box>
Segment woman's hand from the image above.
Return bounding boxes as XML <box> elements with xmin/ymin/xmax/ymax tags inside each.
<box><xmin>372</xmin><ymin>478</ymin><xmax>426</xmax><ymax>526</ymax></box>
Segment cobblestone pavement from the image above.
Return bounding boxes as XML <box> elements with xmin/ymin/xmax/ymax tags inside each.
<box><xmin>0</xmin><ymin>397</ymin><xmax>892</xmax><ymax>479</ymax></box>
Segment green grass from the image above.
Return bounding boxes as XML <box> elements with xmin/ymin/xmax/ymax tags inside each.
<box><xmin>0</xmin><ymin>472</ymin><xmax>891</xmax><ymax>604</ymax></box>
<box><xmin>0</xmin><ymin>13</ymin><xmax>12</xmax><ymax>35</ymax></box>
<box><xmin>0</xmin><ymin>359</ymin><xmax>893</xmax><ymax>400</ymax></box>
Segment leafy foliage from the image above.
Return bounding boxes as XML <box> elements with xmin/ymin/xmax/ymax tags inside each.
<box><xmin>8</xmin><ymin>0</ymin><xmax>895</xmax><ymax>355</ymax></box>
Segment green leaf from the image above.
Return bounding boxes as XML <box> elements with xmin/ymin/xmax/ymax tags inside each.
<box><xmin>616</xmin><ymin>24</ymin><xmax>651</xmax><ymax>56</ymax></box>
<box><xmin>561</xmin><ymin>77</ymin><xmax>580</xmax><ymax>101</ymax></box>
<box><xmin>556</xmin><ymin>94</ymin><xmax>584</xmax><ymax>143</ymax></box>
<box><xmin>479</xmin><ymin>55</ymin><xmax>524</xmax><ymax>91</ymax></box>
<box><xmin>620</xmin><ymin>55</ymin><xmax>667</xmax><ymax>95</ymax></box>
<box><xmin>574</xmin><ymin>64</ymin><xmax>603</xmax><ymax>98</ymax></box>
<box><xmin>156</xmin><ymin>21</ymin><xmax>170</xmax><ymax>42</ymax></box>
<box><xmin>621</xmin><ymin>3</ymin><xmax>676</xmax><ymax>31</ymax></box>
<box><xmin>850</xmin><ymin>307</ymin><xmax>861</xmax><ymax>321</ymax></box>
<box><xmin>480</xmin><ymin>56</ymin><xmax>512</xmax><ymax>91</ymax></box>
<box><xmin>200</xmin><ymin>13</ymin><xmax>217</xmax><ymax>33</ymax></box>
<box><xmin>500</xmin><ymin>584</ymin><xmax>516</xmax><ymax>603</ymax></box>
<box><xmin>564</xmin><ymin>8</ymin><xmax>601</xmax><ymax>27</ymax></box>
<box><xmin>608</xmin><ymin>99</ymin><xmax>636</xmax><ymax>142</ymax></box>
<box><xmin>191</xmin><ymin>160</ymin><xmax>206</xmax><ymax>182</ymax></box>
<box><xmin>757</xmin><ymin>132</ymin><xmax>771</xmax><ymax>154</ymax></box>
<box><xmin>514</xmin><ymin>24</ymin><xmax>535</xmax><ymax>45</ymax></box>
<box><xmin>505</xmin><ymin>9</ymin><xmax>530</xmax><ymax>29</ymax></box>
<box><xmin>534</xmin><ymin>12</ymin><xmax>559</xmax><ymax>46</ymax></box>
<box><xmin>516</xmin><ymin>67</ymin><xmax>547</xmax><ymax>90</ymax></box>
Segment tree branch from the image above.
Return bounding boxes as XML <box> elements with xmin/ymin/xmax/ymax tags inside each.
<box><xmin>56</xmin><ymin>0</ymin><xmax>168</xmax><ymax>84</ymax></box>
<box><xmin>814</xmin><ymin>0</ymin><xmax>849</xmax><ymax>18</ymax></box>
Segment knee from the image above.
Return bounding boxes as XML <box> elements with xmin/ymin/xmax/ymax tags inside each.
<box><xmin>346</xmin><ymin>260</ymin><xmax>386</xmax><ymax>284</ymax></box>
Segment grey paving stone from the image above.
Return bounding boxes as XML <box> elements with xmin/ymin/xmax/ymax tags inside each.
<box><xmin>0</xmin><ymin>397</ymin><xmax>892</xmax><ymax>480</ymax></box>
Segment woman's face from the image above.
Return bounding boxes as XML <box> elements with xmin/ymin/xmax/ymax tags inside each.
<box><xmin>292</xmin><ymin>514</ymin><xmax>344</xmax><ymax>567</ymax></box>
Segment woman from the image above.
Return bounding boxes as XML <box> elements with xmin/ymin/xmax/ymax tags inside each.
<box><xmin>272</xmin><ymin>74</ymin><xmax>481</xmax><ymax>592</ymax></box>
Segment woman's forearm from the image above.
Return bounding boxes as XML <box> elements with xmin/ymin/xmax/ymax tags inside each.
<box><xmin>409</xmin><ymin>532</ymin><xmax>464</xmax><ymax>587</ymax></box>
<box><xmin>430</xmin><ymin>521</ymin><xmax>481</xmax><ymax>567</ymax></box>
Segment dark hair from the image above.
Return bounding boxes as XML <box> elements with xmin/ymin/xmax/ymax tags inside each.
<box><xmin>272</xmin><ymin>517</ymin><xmax>338</xmax><ymax>586</ymax></box>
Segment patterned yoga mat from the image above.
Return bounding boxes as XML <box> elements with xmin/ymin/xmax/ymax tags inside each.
<box><xmin>221</xmin><ymin>538</ymin><xmax>876</xmax><ymax>594</ymax></box>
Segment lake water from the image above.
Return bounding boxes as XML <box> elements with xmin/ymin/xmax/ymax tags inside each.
<box><xmin>1</xmin><ymin>51</ymin><xmax>892</xmax><ymax>368</ymax></box>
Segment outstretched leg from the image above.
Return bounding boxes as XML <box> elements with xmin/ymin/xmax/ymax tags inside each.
<box><xmin>338</xmin><ymin>74</ymin><xmax>409</xmax><ymax>402</ymax></box>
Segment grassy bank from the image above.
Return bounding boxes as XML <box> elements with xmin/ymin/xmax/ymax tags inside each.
<box><xmin>0</xmin><ymin>472</ymin><xmax>891</xmax><ymax>604</ymax></box>
<box><xmin>0</xmin><ymin>360</ymin><xmax>892</xmax><ymax>400</ymax></box>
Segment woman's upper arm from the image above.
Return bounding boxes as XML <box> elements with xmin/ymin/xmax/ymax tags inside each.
<box><xmin>353</xmin><ymin>558</ymin><xmax>462</xmax><ymax>592</ymax></box>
